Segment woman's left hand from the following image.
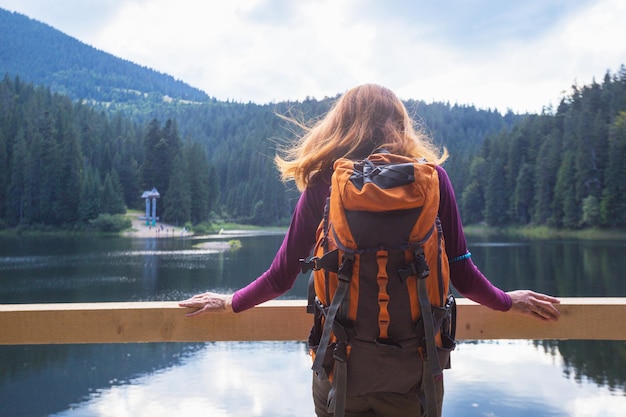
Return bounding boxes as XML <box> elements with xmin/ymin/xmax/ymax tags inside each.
<box><xmin>179</xmin><ymin>292</ymin><xmax>234</xmax><ymax>317</ymax></box>
<box><xmin>506</xmin><ymin>290</ymin><xmax>561</xmax><ymax>321</ymax></box>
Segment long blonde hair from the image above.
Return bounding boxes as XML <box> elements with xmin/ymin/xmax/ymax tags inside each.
<box><xmin>275</xmin><ymin>84</ymin><xmax>448</xmax><ymax>191</ymax></box>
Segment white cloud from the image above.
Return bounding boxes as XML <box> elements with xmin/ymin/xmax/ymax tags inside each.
<box><xmin>0</xmin><ymin>0</ymin><xmax>126</xmax><ymax>35</ymax></box>
<box><xmin>1</xmin><ymin>0</ymin><xmax>625</xmax><ymax>113</ymax></box>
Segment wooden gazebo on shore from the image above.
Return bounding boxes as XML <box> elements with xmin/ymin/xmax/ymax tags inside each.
<box><xmin>141</xmin><ymin>188</ymin><xmax>160</xmax><ymax>226</ymax></box>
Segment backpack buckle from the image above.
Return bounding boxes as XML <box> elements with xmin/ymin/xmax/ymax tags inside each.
<box><xmin>337</xmin><ymin>253</ymin><xmax>354</xmax><ymax>283</ymax></box>
<box><xmin>397</xmin><ymin>247</ymin><xmax>430</xmax><ymax>282</ymax></box>
<box><xmin>299</xmin><ymin>256</ymin><xmax>320</xmax><ymax>273</ymax></box>
<box><xmin>333</xmin><ymin>341</ymin><xmax>348</xmax><ymax>363</ymax></box>
<box><xmin>413</xmin><ymin>247</ymin><xmax>430</xmax><ymax>279</ymax></box>
<box><xmin>398</xmin><ymin>262</ymin><xmax>417</xmax><ymax>282</ymax></box>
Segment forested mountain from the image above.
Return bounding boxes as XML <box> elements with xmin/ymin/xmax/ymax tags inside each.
<box><xmin>1</xmin><ymin>8</ymin><xmax>625</xmax><ymax>230</ymax></box>
<box><xmin>0</xmin><ymin>8</ymin><xmax>208</xmax><ymax>104</ymax></box>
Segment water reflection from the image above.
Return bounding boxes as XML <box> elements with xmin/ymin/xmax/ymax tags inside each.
<box><xmin>48</xmin><ymin>342</ymin><xmax>313</xmax><ymax>417</ymax></box>
<box><xmin>0</xmin><ymin>343</ymin><xmax>205</xmax><ymax>417</ymax></box>
<box><xmin>549</xmin><ymin>340</ymin><xmax>626</xmax><ymax>392</ymax></box>
<box><xmin>445</xmin><ymin>341</ymin><xmax>625</xmax><ymax>417</ymax></box>
<box><xmin>469</xmin><ymin>238</ymin><xmax>626</xmax><ymax>297</ymax></box>
<box><xmin>0</xmin><ymin>234</ymin><xmax>625</xmax><ymax>416</ymax></box>
<box><xmin>9</xmin><ymin>341</ymin><xmax>617</xmax><ymax>417</ymax></box>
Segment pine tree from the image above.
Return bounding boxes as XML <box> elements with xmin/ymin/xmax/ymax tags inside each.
<box><xmin>55</xmin><ymin>102</ymin><xmax>83</xmax><ymax>224</ymax></box>
<box><xmin>164</xmin><ymin>153</ymin><xmax>191</xmax><ymax>226</ymax></box>
<box><xmin>141</xmin><ymin>118</ymin><xmax>182</xmax><ymax>219</ymax></box>
<box><xmin>600</xmin><ymin>111</ymin><xmax>626</xmax><ymax>226</ymax></box>
<box><xmin>141</xmin><ymin>119</ymin><xmax>162</xmax><ymax>192</ymax></box>
<box><xmin>78</xmin><ymin>167</ymin><xmax>102</xmax><ymax>222</ymax></box>
<box><xmin>484</xmin><ymin>156</ymin><xmax>509</xmax><ymax>226</ymax></box>
<box><xmin>553</xmin><ymin>151</ymin><xmax>578</xmax><ymax>228</ymax></box>
<box><xmin>0</xmin><ymin>129</ymin><xmax>7</xmax><ymax>221</ymax></box>
<box><xmin>113</xmin><ymin>135</ymin><xmax>141</xmax><ymax>210</ymax></box>
<box><xmin>513</xmin><ymin>162</ymin><xmax>534</xmax><ymax>224</ymax></box>
<box><xmin>207</xmin><ymin>165</ymin><xmax>220</xmax><ymax>217</ymax></box>
<box><xmin>533</xmin><ymin>130</ymin><xmax>562</xmax><ymax>225</ymax></box>
<box><xmin>5</xmin><ymin>128</ymin><xmax>27</xmax><ymax>225</ymax></box>
<box><xmin>185</xmin><ymin>141</ymin><xmax>211</xmax><ymax>224</ymax></box>
<box><xmin>101</xmin><ymin>170</ymin><xmax>126</xmax><ymax>215</ymax></box>
<box><xmin>460</xmin><ymin>156</ymin><xmax>486</xmax><ymax>224</ymax></box>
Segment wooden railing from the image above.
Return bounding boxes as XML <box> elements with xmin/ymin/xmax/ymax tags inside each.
<box><xmin>1</xmin><ymin>298</ymin><xmax>625</xmax><ymax>345</ymax></box>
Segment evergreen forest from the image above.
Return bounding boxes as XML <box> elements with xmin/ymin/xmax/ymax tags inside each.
<box><xmin>1</xmin><ymin>8</ymin><xmax>625</xmax><ymax>231</ymax></box>
<box><xmin>0</xmin><ymin>76</ymin><xmax>216</xmax><ymax>230</ymax></box>
<box><xmin>0</xmin><ymin>74</ymin><xmax>515</xmax><ymax>229</ymax></box>
<box><xmin>1</xmin><ymin>69</ymin><xmax>626</xmax><ymax>231</ymax></box>
<box><xmin>460</xmin><ymin>69</ymin><xmax>626</xmax><ymax>229</ymax></box>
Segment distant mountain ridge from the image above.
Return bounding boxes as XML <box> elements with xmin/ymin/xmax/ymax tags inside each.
<box><xmin>0</xmin><ymin>8</ymin><xmax>209</xmax><ymax>104</ymax></box>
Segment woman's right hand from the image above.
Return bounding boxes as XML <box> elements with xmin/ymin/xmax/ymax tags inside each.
<box><xmin>179</xmin><ymin>292</ymin><xmax>234</xmax><ymax>317</ymax></box>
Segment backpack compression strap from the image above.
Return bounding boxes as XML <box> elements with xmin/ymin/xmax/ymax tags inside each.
<box><xmin>309</xmin><ymin>252</ymin><xmax>353</xmax><ymax>417</ymax></box>
<box><xmin>414</xmin><ymin>245</ymin><xmax>443</xmax><ymax>417</ymax></box>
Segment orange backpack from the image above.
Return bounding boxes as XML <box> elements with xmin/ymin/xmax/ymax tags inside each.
<box><xmin>300</xmin><ymin>150</ymin><xmax>456</xmax><ymax>417</ymax></box>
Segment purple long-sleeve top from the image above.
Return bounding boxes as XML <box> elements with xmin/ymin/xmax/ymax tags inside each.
<box><xmin>232</xmin><ymin>165</ymin><xmax>512</xmax><ymax>313</ymax></box>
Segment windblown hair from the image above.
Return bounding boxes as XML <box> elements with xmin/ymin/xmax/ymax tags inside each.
<box><xmin>275</xmin><ymin>84</ymin><xmax>448</xmax><ymax>191</ymax></box>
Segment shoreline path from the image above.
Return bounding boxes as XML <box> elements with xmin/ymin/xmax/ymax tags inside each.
<box><xmin>122</xmin><ymin>217</ymin><xmax>286</xmax><ymax>251</ymax></box>
<box><xmin>122</xmin><ymin>217</ymin><xmax>191</xmax><ymax>238</ymax></box>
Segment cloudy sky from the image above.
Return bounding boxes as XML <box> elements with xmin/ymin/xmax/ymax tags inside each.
<box><xmin>1</xmin><ymin>0</ymin><xmax>625</xmax><ymax>113</ymax></box>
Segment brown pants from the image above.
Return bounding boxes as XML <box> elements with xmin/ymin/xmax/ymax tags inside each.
<box><xmin>312</xmin><ymin>373</ymin><xmax>444</xmax><ymax>417</ymax></box>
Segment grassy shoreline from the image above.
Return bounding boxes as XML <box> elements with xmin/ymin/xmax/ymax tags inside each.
<box><xmin>463</xmin><ymin>224</ymin><xmax>626</xmax><ymax>240</ymax></box>
<box><xmin>2</xmin><ymin>213</ymin><xmax>624</xmax><ymax>241</ymax></box>
<box><xmin>203</xmin><ymin>223</ymin><xmax>626</xmax><ymax>241</ymax></box>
